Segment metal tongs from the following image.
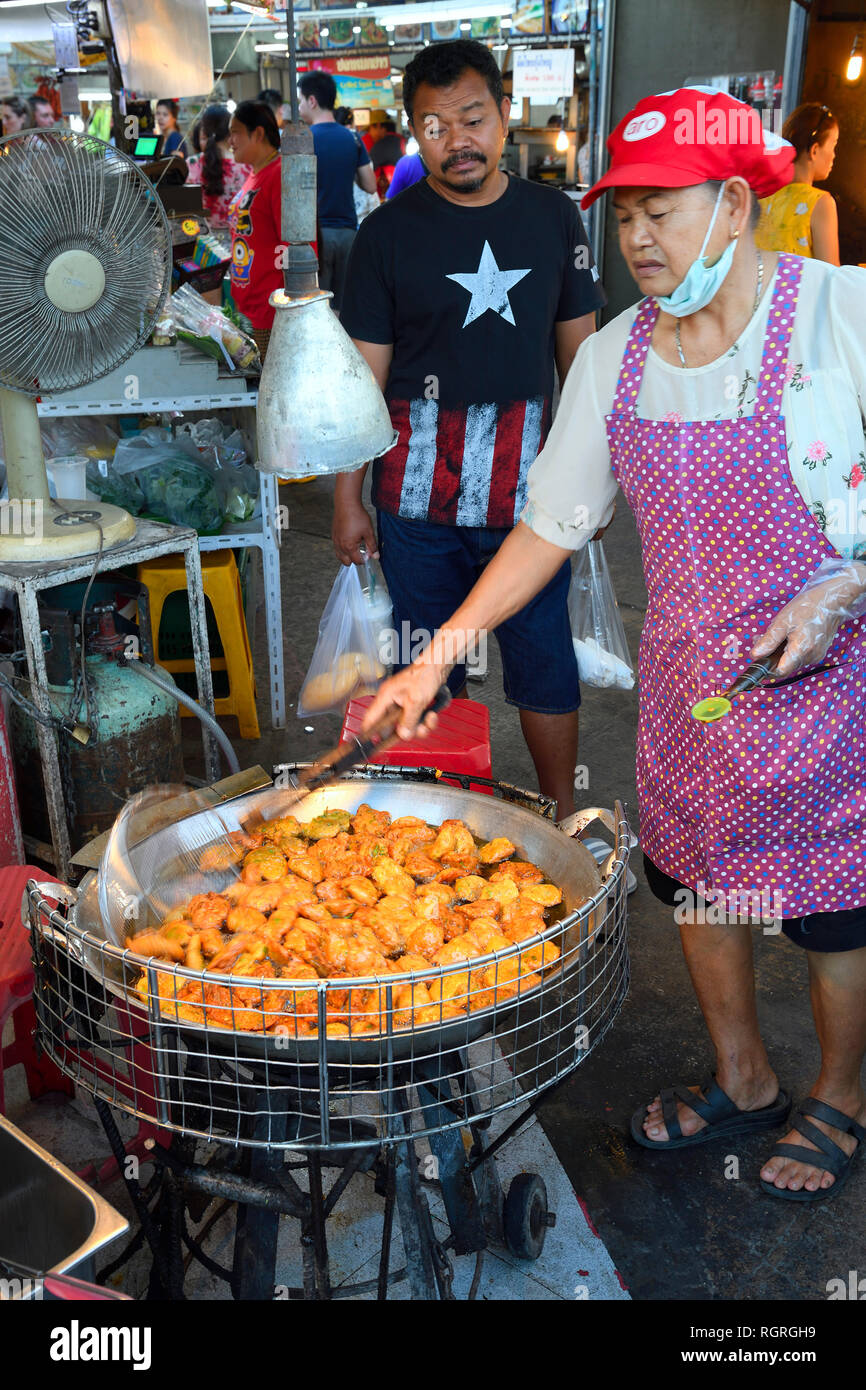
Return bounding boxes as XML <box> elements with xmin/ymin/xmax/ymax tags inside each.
<box><xmin>278</xmin><ymin>682</ymin><xmax>452</xmax><ymax>809</ymax></box>
<box><xmin>98</xmin><ymin>686</ymin><xmax>453</xmax><ymax>945</ymax></box>
<box><xmin>206</xmin><ymin>683</ymin><xmax>453</xmax><ymax>838</ymax></box>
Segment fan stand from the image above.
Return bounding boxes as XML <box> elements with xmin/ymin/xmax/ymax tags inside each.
<box><xmin>0</xmin><ymin>386</ymin><xmax>136</xmax><ymax>561</ymax></box>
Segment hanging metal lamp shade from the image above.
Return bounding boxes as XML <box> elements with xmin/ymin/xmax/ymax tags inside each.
<box><xmin>255</xmin><ymin>289</ymin><xmax>396</xmax><ymax>477</ymax></box>
<box><xmin>251</xmin><ymin>2</ymin><xmax>397</xmax><ymax>480</ymax></box>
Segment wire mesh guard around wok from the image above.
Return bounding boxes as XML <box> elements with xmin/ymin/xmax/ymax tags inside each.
<box><xmin>0</xmin><ymin>131</ymin><xmax>171</xmax><ymax>394</ymax></box>
<box><xmin>28</xmin><ymin>880</ymin><xmax>629</xmax><ymax>1152</ymax></box>
<box><xmin>27</xmin><ymin>778</ymin><xmax>633</xmax><ymax>1156</ymax></box>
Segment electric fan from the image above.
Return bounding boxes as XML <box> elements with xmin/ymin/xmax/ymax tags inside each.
<box><xmin>0</xmin><ymin>130</ymin><xmax>172</xmax><ymax>560</ymax></box>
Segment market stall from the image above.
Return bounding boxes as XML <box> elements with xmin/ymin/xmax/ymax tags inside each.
<box><xmin>0</xmin><ymin>0</ymin><xmax>634</xmax><ymax>1309</ymax></box>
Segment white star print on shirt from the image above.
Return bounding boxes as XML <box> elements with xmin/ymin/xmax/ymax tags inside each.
<box><xmin>446</xmin><ymin>240</ymin><xmax>531</xmax><ymax>328</ymax></box>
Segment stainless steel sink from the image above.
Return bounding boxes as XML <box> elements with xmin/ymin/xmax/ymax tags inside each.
<box><xmin>0</xmin><ymin>1112</ymin><xmax>128</xmax><ymax>1295</ymax></box>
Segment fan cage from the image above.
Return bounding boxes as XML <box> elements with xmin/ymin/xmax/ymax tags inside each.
<box><xmin>0</xmin><ymin>130</ymin><xmax>173</xmax><ymax>396</ymax></box>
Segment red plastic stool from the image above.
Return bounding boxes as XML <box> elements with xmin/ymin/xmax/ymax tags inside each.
<box><xmin>2</xmin><ymin>867</ymin><xmax>170</xmax><ymax>1185</ymax></box>
<box><xmin>341</xmin><ymin>697</ymin><xmax>493</xmax><ymax>792</ymax></box>
<box><xmin>0</xmin><ymin>866</ymin><xmax>75</xmax><ymax>1115</ymax></box>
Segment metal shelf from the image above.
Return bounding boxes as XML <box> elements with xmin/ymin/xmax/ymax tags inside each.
<box><xmin>36</xmin><ymin>346</ymin><xmax>285</xmax><ymax>731</ymax></box>
<box><xmin>38</xmin><ymin>391</ymin><xmax>258</xmax><ymax>418</ymax></box>
<box><xmin>36</xmin><ymin>344</ymin><xmax>259</xmax><ymax>419</ymax></box>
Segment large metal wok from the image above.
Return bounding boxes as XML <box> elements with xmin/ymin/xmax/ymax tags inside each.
<box><xmin>66</xmin><ymin>774</ymin><xmax>621</xmax><ymax>1065</ymax></box>
<box><xmin>29</xmin><ymin>770</ymin><xmax>630</xmax><ymax>1149</ymax></box>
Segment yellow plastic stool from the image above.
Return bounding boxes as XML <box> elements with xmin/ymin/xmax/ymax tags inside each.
<box><xmin>137</xmin><ymin>550</ymin><xmax>260</xmax><ymax>740</ymax></box>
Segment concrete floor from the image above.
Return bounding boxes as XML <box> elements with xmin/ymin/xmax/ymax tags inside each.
<box><xmin>189</xmin><ymin>475</ymin><xmax>864</xmax><ymax>1305</ymax></box>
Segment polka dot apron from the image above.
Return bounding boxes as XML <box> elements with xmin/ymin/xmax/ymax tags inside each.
<box><xmin>605</xmin><ymin>253</ymin><xmax>866</xmax><ymax>916</ymax></box>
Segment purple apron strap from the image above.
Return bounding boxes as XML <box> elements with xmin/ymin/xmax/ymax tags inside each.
<box><xmin>611</xmin><ymin>297</ymin><xmax>659</xmax><ymax>414</ymax></box>
<box><xmin>753</xmin><ymin>253</ymin><xmax>803</xmax><ymax>417</ymax></box>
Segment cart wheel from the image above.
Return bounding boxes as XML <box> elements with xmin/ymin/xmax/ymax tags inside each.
<box><xmin>503</xmin><ymin>1173</ymin><xmax>553</xmax><ymax>1261</ymax></box>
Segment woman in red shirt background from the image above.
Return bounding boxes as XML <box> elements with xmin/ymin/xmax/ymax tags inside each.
<box><xmin>228</xmin><ymin>102</ymin><xmax>284</xmax><ymax>359</ymax></box>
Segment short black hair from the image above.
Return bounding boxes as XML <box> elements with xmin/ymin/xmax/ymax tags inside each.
<box><xmin>298</xmin><ymin>70</ymin><xmax>337</xmax><ymax>112</ymax></box>
<box><xmin>234</xmin><ymin>100</ymin><xmax>280</xmax><ymax>150</ymax></box>
<box><xmin>2</xmin><ymin>95</ymin><xmax>31</xmax><ymax>119</ymax></box>
<box><xmin>402</xmin><ymin>39</ymin><xmax>504</xmax><ymax>121</ymax></box>
<box><xmin>257</xmin><ymin>88</ymin><xmax>283</xmax><ymax>110</ymax></box>
<box><xmin>334</xmin><ymin>106</ymin><xmax>354</xmax><ymax>126</ymax></box>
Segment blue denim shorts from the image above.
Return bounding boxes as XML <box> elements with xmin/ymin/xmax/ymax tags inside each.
<box><xmin>377</xmin><ymin>510</ymin><xmax>580</xmax><ymax>714</ymax></box>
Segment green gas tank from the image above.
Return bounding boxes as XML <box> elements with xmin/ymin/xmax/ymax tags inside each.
<box><xmin>10</xmin><ymin>654</ymin><xmax>184</xmax><ymax>850</ymax></box>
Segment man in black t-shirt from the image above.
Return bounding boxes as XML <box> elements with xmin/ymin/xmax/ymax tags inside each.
<box><xmin>336</xmin><ymin>40</ymin><xmax>606</xmax><ymax>818</ymax></box>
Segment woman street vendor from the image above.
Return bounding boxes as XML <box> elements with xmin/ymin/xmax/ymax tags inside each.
<box><xmin>363</xmin><ymin>87</ymin><xmax>866</xmax><ymax>1204</ymax></box>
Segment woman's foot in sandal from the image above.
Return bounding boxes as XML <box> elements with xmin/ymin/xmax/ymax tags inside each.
<box><xmin>760</xmin><ymin>1089</ymin><xmax>866</xmax><ymax>1199</ymax></box>
<box><xmin>641</xmin><ymin>1069</ymin><xmax>781</xmax><ymax>1144</ymax></box>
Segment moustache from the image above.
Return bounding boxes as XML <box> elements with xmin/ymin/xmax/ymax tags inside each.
<box><xmin>442</xmin><ymin>151</ymin><xmax>487</xmax><ymax>171</ymax></box>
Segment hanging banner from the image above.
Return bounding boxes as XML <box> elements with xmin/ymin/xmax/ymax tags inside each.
<box><xmin>298</xmin><ymin>19</ymin><xmax>320</xmax><ymax>49</ymax></box>
<box><xmin>312</xmin><ymin>54</ymin><xmax>391</xmax><ymax>78</ymax></box>
<box><xmin>332</xmin><ymin>75</ymin><xmax>394</xmax><ymax>109</ymax></box>
<box><xmin>512</xmin><ymin>0</ymin><xmax>545</xmax><ymax>35</ymax></box>
<box><xmin>512</xmin><ymin>47</ymin><xmax>575</xmax><ymax>101</ymax></box>
<box><xmin>550</xmin><ymin>0</ymin><xmax>589</xmax><ymax>34</ymax></box>
<box><xmin>430</xmin><ymin>17</ymin><xmax>461</xmax><ymax>40</ymax></box>
<box><xmin>358</xmin><ymin>16</ymin><xmax>389</xmax><ymax>46</ymax></box>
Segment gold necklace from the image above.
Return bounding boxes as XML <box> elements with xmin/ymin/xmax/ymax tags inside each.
<box><xmin>674</xmin><ymin>250</ymin><xmax>764</xmax><ymax>368</ymax></box>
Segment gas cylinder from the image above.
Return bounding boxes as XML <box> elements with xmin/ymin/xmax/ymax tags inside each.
<box><xmin>10</xmin><ymin>656</ymin><xmax>184</xmax><ymax>849</ymax></box>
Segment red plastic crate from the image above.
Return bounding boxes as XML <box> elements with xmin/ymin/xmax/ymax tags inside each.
<box><xmin>341</xmin><ymin>696</ymin><xmax>493</xmax><ymax>793</ymax></box>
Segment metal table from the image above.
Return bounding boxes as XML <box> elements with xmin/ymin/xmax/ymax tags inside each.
<box><xmin>37</xmin><ymin>349</ymin><xmax>287</xmax><ymax>731</ymax></box>
<box><xmin>0</xmin><ymin>518</ymin><xmax>218</xmax><ymax>881</ymax></box>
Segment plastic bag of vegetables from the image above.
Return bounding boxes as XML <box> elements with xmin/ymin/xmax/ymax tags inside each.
<box><xmin>112</xmin><ymin>435</ymin><xmax>226</xmax><ymax>535</ymax></box>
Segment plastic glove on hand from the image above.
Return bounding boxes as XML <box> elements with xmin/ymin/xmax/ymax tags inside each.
<box><xmin>751</xmin><ymin>557</ymin><xmax>866</xmax><ymax>678</ymax></box>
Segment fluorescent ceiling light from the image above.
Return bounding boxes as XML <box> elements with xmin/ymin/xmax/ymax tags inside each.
<box><xmin>205</xmin><ymin>2</ymin><xmax>512</xmax><ymax>27</ymax></box>
<box><xmin>255</xmin><ymin>43</ymin><xmax>288</xmax><ymax>51</ymax></box>
<box><xmin>358</xmin><ymin>4</ymin><xmax>511</xmax><ymax>24</ymax></box>
<box><xmin>320</xmin><ymin>26</ymin><xmax>330</xmax><ymax>35</ymax></box>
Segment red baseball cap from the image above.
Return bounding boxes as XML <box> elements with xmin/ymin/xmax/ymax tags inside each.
<box><xmin>581</xmin><ymin>87</ymin><xmax>794</xmax><ymax>209</ymax></box>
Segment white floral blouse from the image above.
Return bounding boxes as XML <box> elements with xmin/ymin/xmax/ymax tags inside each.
<box><xmin>523</xmin><ymin>258</ymin><xmax>866</xmax><ymax>561</ymax></box>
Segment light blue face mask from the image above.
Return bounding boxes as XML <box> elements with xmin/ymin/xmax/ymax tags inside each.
<box><xmin>655</xmin><ymin>184</ymin><xmax>737</xmax><ymax>318</ymax></box>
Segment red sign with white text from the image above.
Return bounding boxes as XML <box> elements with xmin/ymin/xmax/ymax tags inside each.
<box><xmin>310</xmin><ymin>54</ymin><xmax>391</xmax><ymax>78</ymax></box>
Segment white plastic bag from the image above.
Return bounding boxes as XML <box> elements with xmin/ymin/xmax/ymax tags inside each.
<box><xmin>568</xmin><ymin>540</ymin><xmax>635</xmax><ymax>690</ymax></box>
<box><xmin>359</xmin><ymin>544</ymin><xmax>394</xmax><ymax>669</ymax></box>
<box><xmin>297</xmin><ymin>564</ymin><xmax>386</xmax><ymax>716</ymax></box>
